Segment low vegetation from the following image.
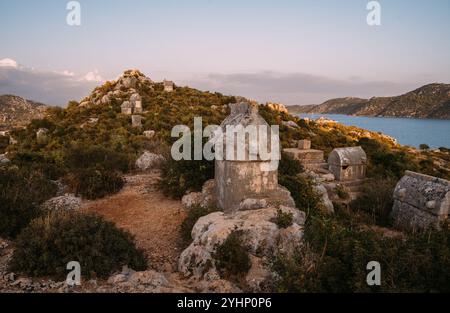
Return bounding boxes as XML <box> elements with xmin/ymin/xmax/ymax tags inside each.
<box><xmin>214</xmin><ymin>230</ymin><xmax>251</xmax><ymax>278</ymax></box>
<box><xmin>0</xmin><ymin>167</ymin><xmax>56</xmax><ymax>238</ymax></box>
<box><xmin>349</xmin><ymin>178</ymin><xmax>397</xmax><ymax>226</ymax></box>
<box><xmin>10</xmin><ymin>211</ymin><xmax>147</xmax><ymax>279</ymax></box>
<box><xmin>276</xmin><ymin>176</ymin><xmax>450</xmax><ymax>292</ymax></box>
<box><xmin>275</xmin><ymin>209</ymin><xmax>294</xmax><ymax>229</ymax></box>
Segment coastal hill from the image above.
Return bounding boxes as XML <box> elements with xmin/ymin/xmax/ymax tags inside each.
<box><xmin>0</xmin><ymin>95</ymin><xmax>48</xmax><ymax>130</ymax></box>
<box><xmin>288</xmin><ymin>83</ymin><xmax>450</xmax><ymax>119</ymax></box>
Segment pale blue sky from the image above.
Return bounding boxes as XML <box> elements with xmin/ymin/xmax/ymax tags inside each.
<box><xmin>0</xmin><ymin>0</ymin><xmax>449</xmax><ymax>105</ymax></box>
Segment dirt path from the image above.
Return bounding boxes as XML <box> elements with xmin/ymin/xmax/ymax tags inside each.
<box><xmin>82</xmin><ymin>171</ymin><xmax>187</xmax><ymax>273</ymax></box>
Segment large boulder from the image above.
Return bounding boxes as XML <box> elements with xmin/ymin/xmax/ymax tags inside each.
<box><xmin>178</xmin><ymin>206</ymin><xmax>305</xmax><ymax>291</ymax></box>
<box><xmin>41</xmin><ymin>194</ymin><xmax>83</xmax><ymax>212</ymax></box>
<box><xmin>314</xmin><ymin>184</ymin><xmax>334</xmax><ymax>214</ymax></box>
<box><xmin>135</xmin><ymin>151</ymin><xmax>165</xmax><ymax>171</ymax></box>
<box><xmin>181</xmin><ymin>180</ymin><xmax>216</xmax><ymax>208</ymax></box>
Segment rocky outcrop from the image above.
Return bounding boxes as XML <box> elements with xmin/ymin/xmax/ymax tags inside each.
<box><xmin>41</xmin><ymin>194</ymin><xmax>83</xmax><ymax>212</ymax></box>
<box><xmin>178</xmin><ymin>206</ymin><xmax>305</xmax><ymax>291</ymax></box>
<box><xmin>79</xmin><ymin>70</ymin><xmax>153</xmax><ymax>108</ymax></box>
<box><xmin>135</xmin><ymin>151</ymin><xmax>165</xmax><ymax>171</ymax></box>
<box><xmin>266</xmin><ymin>102</ymin><xmax>288</xmax><ymax>114</ymax></box>
<box><xmin>182</xmin><ymin>180</ymin><xmax>216</xmax><ymax>208</ymax></box>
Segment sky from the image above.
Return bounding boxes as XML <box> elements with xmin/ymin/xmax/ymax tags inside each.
<box><xmin>0</xmin><ymin>0</ymin><xmax>449</xmax><ymax>106</ymax></box>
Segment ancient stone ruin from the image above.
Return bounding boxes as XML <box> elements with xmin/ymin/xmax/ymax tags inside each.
<box><xmin>121</xmin><ymin>101</ymin><xmax>133</xmax><ymax>115</ymax></box>
<box><xmin>131</xmin><ymin>115</ymin><xmax>142</xmax><ymax>128</ymax></box>
<box><xmin>391</xmin><ymin>171</ymin><xmax>449</xmax><ymax>231</ymax></box>
<box><xmin>328</xmin><ymin>146</ymin><xmax>367</xmax><ymax>181</ymax></box>
<box><xmin>121</xmin><ymin>93</ymin><xmax>143</xmax><ymax>115</ymax></box>
<box><xmin>178</xmin><ymin>102</ymin><xmax>303</xmax><ymax>291</ymax></box>
<box><xmin>283</xmin><ymin>139</ymin><xmax>327</xmax><ymax>170</ymax></box>
<box><xmin>214</xmin><ymin>102</ymin><xmax>295</xmax><ymax>213</ymax></box>
<box><xmin>163</xmin><ymin>80</ymin><xmax>174</xmax><ymax>92</ymax></box>
<box><xmin>130</xmin><ymin>93</ymin><xmax>142</xmax><ymax>114</ymax></box>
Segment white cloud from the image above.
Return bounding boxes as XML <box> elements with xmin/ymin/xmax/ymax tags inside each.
<box><xmin>0</xmin><ymin>58</ymin><xmax>18</xmax><ymax>68</ymax></box>
<box><xmin>0</xmin><ymin>58</ymin><xmax>103</xmax><ymax>106</ymax></box>
<box><xmin>82</xmin><ymin>69</ymin><xmax>103</xmax><ymax>82</ymax></box>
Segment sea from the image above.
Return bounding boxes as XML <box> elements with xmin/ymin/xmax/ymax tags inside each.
<box><xmin>297</xmin><ymin>114</ymin><xmax>450</xmax><ymax>149</ymax></box>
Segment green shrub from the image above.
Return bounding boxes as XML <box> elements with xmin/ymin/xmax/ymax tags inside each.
<box><xmin>349</xmin><ymin>178</ymin><xmax>396</xmax><ymax>226</ymax></box>
<box><xmin>419</xmin><ymin>144</ymin><xmax>430</xmax><ymax>150</ymax></box>
<box><xmin>279</xmin><ymin>152</ymin><xmax>304</xmax><ymax>176</ymax></box>
<box><xmin>159</xmin><ymin>158</ymin><xmax>214</xmax><ymax>199</ymax></box>
<box><xmin>11</xmin><ymin>152</ymin><xmax>65</xmax><ymax>180</ymax></box>
<box><xmin>64</xmin><ymin>145</ymin><xmax>131</xmax><ymax>172</ymax></box>
<box><xmin>0</xmin><ymin>167</ymin><xmax>56</xmax><ymax>238</ymax></box>
<box><xmin>214</xmin><ymin>230</ymin><xmax>251</xmax><ymax>278</ymax></box>
<box><xmin>10</xmin><ymin>211</ymin><xmax>147</xmax><ymax>279</ymax></box>
<box><xmin>180</xmin><ymin>205</ymin><xmax>219</xmax><ymax>246</ymax></box>
<box><xmin>66</xmin><ymin>168</ymin><xmax>124</xmax><ymax>200</ymax></box>
<box><xmin>0</xmin><ymin>135</ymin><xmax>9</xmax><ymax>153</ymax></box>
<box><xmin>279</xmin><ymin>174</ymin><xmax>321</xmax><ymax>214</ymax></box>
<box><xmin>275</xmin><ymin>209</ymin><xmax>294</xmax><ymax>229</ymax></box>
<box><xmin>334</xmin><ymin>184</ymin><xmax>350</xmax><ymax>200</ymax></box>
<box><xmin>278</xmin><ymin>208</ymin><xmax>450</xmax><ymax>293</ymax></box>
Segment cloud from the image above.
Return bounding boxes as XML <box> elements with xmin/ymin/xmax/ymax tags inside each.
<box><xmin>82</xmin><ymin>69</ymin><xmax>103</xmax><ymax>82</ymax></box>
<box><xmin>0</xmin><ymin>58</ymin><xmax>19</xmax><ymax>68</ymax></box>
<box><xmin>0</xmin><ymin>58</ymin><xmax>103</xmax><ymax>106</ymax></box>
<box><xmin>188</xmin><ymin>71</ymin><xmax>417</xmax><ymax>105</ymax></box>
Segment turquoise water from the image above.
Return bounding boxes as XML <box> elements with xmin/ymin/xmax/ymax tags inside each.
<box><xmin>298</xmin><ymin>114</ymin><xmax>450</xmax><ymax>149</ymax></box>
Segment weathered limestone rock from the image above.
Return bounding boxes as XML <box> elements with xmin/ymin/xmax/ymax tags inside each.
<box><xmin>391</xmin><ymin>171</ymin><xmax>450</xmax><ymax>231</ymax></box>
<box><xmin>135</xmin><ymin>151</ymin><xmax>165</xmax><ymax>171</ymax></box>
<box><xmin>314</xmin><ymin>184</ymin><xmax>334</xmax><ymax>214</ymax></box>
<box><xmin>131</xmin><ymin>115</ymin><xmax>142</xmax><ymax>128</ymax></box>
<box><xmin>122</xmin><ymin>76</ymin><xmax>138</xmax><ymax>89</ymax></box>
<box><xmin>41</xmin><ymin>194</ymin><xmax>83</xmax><ymax>212</ymax></box>
<box><xmin>178</xmin><ymin>206</ymin><xmax>305</xmax><ymax>291</ymax></box>
<box><xmin>282</xmin><ymin>120</ymin><xmax>299</xmax><ymax>129</ymax></box>
<box><xmin>101</xmin><ymin>95</ymin><xmax>110</xmax><ymax>105</ymax></box>
<box><xmin>214</xmin><ymin>102</ymin><xmax>294</xmax><ymax>213</ymax></box>
<box><xmin>328</xmin><ymin>146</ymin><xmax>367</xmax><ymax>181</ymax></box>
<box><xmin>182</xmin><ymin>180</ymin><xmax>216</xmax><ymax>208</ymax></box>
<box><xmin>239</xmin><ymin>198</ymin><xmax>268</xmax><ymax>211</ymax></box>
<box><xmin>0</xmin><ymin>154</ymin><xmax>10</xmax><ymax>165</ymax></box>
<box><xmin>266</xmin><ymin>102</ymin><xmax>288</xmax><ymax>114</ymax></box>
<box><xmin>283</xmin><ymin>140</ymin><xmax>327</xmax><ymax>170</ymax></box>
<box><xmin>36</xmin><ymin>128</ymin><xmax>49</xmax><ymax>143</ymax></box>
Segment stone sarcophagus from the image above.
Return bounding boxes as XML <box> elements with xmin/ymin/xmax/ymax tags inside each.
<box><xmin>214</xmin><ymin>102</ymin><xmax>295</xmax><ymax>213</ymax></box>
<box><xmin>391</xmin><ymin>171</ymin><xmax>449</xmax><ymax>231</ymax></box>
<box><xmin>328</xmin><ymin>146</ymin><xmax>367</xmax><ymax>181</ymax></box>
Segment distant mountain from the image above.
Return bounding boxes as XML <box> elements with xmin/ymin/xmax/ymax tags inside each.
<box><xmin>0</xmin><ymin>95</ymin><xmax>48</xmax><ymax>130</ymax></box>
<box><xmin>288</xmin><ymin>83</ymin><xmax>450</xmax><ymax>119</ymax></box>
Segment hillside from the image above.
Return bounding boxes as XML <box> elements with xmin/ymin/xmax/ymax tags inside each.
<box><xmin>1</xmin><ymin>69</ymin><xmax>450</xmax><ymax>294</ymax></box>
<box><xmin>288</xmin><ymin>83</ymin><xmax>450</xmax><ymax>119</ymax></box>
<box><xmin>0</xmin><ymin>95</ymin><xmax>48</xmax><ymax>130</ymax></box>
